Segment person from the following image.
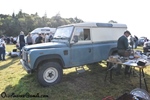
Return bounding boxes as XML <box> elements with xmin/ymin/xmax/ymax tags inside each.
<box><xmin>10</xmin><ymin>37</ymin><xmax>14</xmax><ymax>44</ymax></box>
<box><xmin>35</xmin><ymin>33</ymin><xmax>43</xmax><ymax>44</ymax></box>
<box><xmin>134</xmin><ymin>35</ymin><xmax>138</xmax><ymax>48</ymax></box>
<box><xmin>13</xmin><ymin>37</ymin><xmax>17</xmax><ymax>44</ymax></box>
<box><xmin>48</xmin><ymin>32</ymin><xmax>53</xmax><ymax>42</ymax></box>
<box><xmin>19</xmin><ymin>31</ymin><xmax>25</xmax><ymax>56</ymax></box>
<box><xmin>0</xmin><ymin>36</ymin><xmax>6</xmax><ymax>61</ymax></box>
<box><xmin>6</xmin><ymin>37</ymin><xmax>10</xmax><ymax>44</ymax></box>
<box><xmin>116</xmin><ymin>30</ymin><xmax>131</xmax><ymax>75</ymax></box>
<box><xmin>26</xmin><ymin>32</ymin><xmax>33</xmax><ymax>45</ymax></box>
<box><xmin>129</xmin><ymin>35</ymin><xmax>134</xmax><ymax>49</ymax></box>
<box><xmin>41</xmin><ymin>33</ymin><xmax>45</xmax><ymax>42</ymax></box>
<box><xmin>45</xmin><ymin>33</ymin><xmax>50</xmax><ymax>42</ymax></box>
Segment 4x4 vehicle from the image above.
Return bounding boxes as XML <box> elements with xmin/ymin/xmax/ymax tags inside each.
<box><xmin>20</xmin><ymin>22</ymin><xmax>127</xmax><ymax>86</ymax></box>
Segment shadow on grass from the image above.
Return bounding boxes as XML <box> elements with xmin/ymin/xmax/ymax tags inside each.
<box><xmin>0</xmin><ymin>57</ymin><xmax>19</xmax><ymax>70</ymax></box>
<box><xmin>2</xmin><ymin>62</ymin><xmax>150</xmax><ymax>100</ymax></box>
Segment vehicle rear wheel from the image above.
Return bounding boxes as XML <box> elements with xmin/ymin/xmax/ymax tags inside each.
<box><xmin>37</xmin><ymin>62</ymin><xmax>63</xmax><ymax>87</ymax></box>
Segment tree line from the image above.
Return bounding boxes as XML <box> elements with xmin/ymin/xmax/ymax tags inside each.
<box><xmin>0</xmin><ymin>10</ymin><xmax>84</xmax><ymax>36</ymax></box>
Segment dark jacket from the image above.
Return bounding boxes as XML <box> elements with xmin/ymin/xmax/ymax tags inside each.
<box><xmin>117</xmin><ymin>35</ymin><xmax>128</xmax><ymax>50</ymax></box>
<box><xmin>19</xmin><ymin>35</ymin><xmax>25</xmax><ymax>44</ymax></box>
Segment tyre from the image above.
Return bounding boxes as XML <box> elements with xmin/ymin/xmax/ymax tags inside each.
<box><xmin>37</xmin><ymin>62</ymin><xmax>63</xmax><ymax>87</ymax></box>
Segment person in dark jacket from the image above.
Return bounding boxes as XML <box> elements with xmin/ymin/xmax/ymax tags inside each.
<box><xmin>35</xmin><ymin>33</ymin><xmax>43</xmax><ymax>44</ymax></box>
<box><xmin>19</xmin><ymin>31</ymin><xmax>25</xmax><ymax>56</ymax></box>
<box><xmin>134</xmin><ymin>35</ymin><xmax>138</xmax><ymax>48</ymax></box>
<box><xmin>116</xmin><ymin>30</ymin><xmax>131</xmax><ymax>75</ymax></box>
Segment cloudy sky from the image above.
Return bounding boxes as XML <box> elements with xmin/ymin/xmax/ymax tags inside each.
<box><xmin>1</xmin><ymin>0</ymin><xmax>150</xmax><ymax>38</ymax></box>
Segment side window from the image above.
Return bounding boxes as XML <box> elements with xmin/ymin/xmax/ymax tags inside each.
<box><xmin>74</xmin><ymin>28</ymin><xmax>90</xmax><ymax>41</ymax></box>
<box><xmin>84</xmin><ymin>29</ymin><xmax>90</xmax><ymax>40</ymax></box>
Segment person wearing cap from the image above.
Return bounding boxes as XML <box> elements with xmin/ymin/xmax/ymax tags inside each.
<box><xmin>116</xmin><ymin>30</ymin><xmax>131</xmax><ymax>75</ymax></box>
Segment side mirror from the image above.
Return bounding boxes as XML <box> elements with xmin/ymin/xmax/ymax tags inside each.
<box><xmin>73</xmin><ymin>35</ymin><xmax>78</xmax><ymax>43</ymax></box>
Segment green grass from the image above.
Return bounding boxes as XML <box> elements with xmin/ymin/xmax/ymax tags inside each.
<box><xmin>0</xmin><ymin>45</ymin><xmax>150</xmax><ymax>100</ymax></box>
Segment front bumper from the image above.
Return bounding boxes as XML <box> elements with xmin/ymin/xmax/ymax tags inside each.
<box><xmin>20</xmin><ymin>59</ymin><xmax>32</xmax><ymax>74</ymax></box>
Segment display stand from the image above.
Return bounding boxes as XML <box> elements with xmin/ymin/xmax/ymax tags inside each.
<box><xmin>105</xmin><ymin>58</ymin><xmax>150</xmax><ymax>92</ymax></box>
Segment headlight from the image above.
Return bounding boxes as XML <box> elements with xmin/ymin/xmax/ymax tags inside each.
<box><xmin>130</xmin><ymin>88</ymin><xmax>150</xmax><ymax>100</ymax></box>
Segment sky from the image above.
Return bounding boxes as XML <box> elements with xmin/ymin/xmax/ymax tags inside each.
<box><xmin>0</xmin><ymin>0</ymin><xmax>150</xmax><ymax>39</ymax></box>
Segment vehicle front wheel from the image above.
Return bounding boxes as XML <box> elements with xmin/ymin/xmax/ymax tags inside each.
<box><xmin>37</xmin><ymin>62</ymin><xmax>63</xmax><ymax>87</ymax></box>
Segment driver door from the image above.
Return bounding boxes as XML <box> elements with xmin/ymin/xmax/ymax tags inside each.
<box><xmin>70</xmin><ymin>27</ymin><xmax>93</xmax><ymax>66</ymax></box>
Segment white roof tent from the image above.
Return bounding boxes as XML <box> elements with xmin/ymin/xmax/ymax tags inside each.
<box><xmin>59</xmin><ymin>22</ymin><xmax>127</xmax><ymax>28</ymax></box>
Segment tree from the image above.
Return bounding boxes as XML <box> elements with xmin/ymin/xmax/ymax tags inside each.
<box><xmin>108</xmin><ymin>20</ymin><xmax>117</xmax><ymax>23</ymax></box>
<box><xmin>0</xmin><ymin>11</ymin><xmax>84</xmax><ymax>36</ymax></box>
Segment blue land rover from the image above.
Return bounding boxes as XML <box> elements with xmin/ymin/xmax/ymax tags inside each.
<box><xmin>20</xmin><ymin>22</ymin><xmax>127</xmax><ymax>86</ymax></box>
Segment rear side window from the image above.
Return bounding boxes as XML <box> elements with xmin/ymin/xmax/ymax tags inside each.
<box><xmin>74</xmin><ymin>28</ymin><xmax>90</xmax><ymax>41</ymax></box>
<box><xmin>41</xmin><ymin>29</ymin><xmax>50</xmax><ymax>31</ymax></box>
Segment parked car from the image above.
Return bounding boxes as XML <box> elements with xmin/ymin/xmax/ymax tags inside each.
<box><xmin>138</xmin><ymin>37</ymin><xmax>148</xmax><ymax>46</ymax></box>
<box><xmin>20</xmin><ymin>22</ymin><xmax>127</xmax><ymax>86</ymax></box>
<box><xmin>128</xmin><ymin>35</ymin><xmax>136</xmax><ymax>49</ymax></box>
<box><xmin>143</xmin><ymin>41</ymin><xmax>150</xmax><ymax>56</ymax></box>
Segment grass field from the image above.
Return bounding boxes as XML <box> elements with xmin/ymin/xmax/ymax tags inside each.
<box><xmin>0</xmin><ymin>45</ymin><xmax>150</xmax><ymax>100</ymax></box>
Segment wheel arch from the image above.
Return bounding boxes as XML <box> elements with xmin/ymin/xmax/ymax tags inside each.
<box><xmin>34</xmin><ymin>54</ymin><xmax>65</xmax><ymax>70</ymax></box>
<box><xmin>108</xmin><ymin>47</ymin><xmax>118</xmax><ymax>56</ymax></box>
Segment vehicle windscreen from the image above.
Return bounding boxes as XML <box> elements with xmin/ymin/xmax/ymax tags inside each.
<box><xmin>53</xmin><ymin>26</ymin><xmax>74</xmax><ymax>39</ymax></box>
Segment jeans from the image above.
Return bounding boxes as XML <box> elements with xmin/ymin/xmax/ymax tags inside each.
<box><xmin>0</xmin><ymin>47</ymin><xmax>5</xmax><ymax>60</ymax></box>
<box><xmin>116</xmin><ymin>49</ymin><xmax>131</xmax><ymax>74</ymax></box>
<box><xmin>19</xmin><ymin>42</ymin><xmax>25</xmax><ymax>56</ymax></box>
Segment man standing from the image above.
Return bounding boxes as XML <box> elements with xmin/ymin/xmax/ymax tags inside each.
<box><xmin>18</xmin><ymin>31</ymin><xmax>25</xmax><ymax>56</ymax></box>
<box><xmin>45</xmin><ymin>33</ymin><xmax>49</xmax><ymax>42</ymax></box>
<box><xmin>35</xmin><ymin>33</ymin><xmax>43</xmax><ymax>44</ymax></box>
<box><xmin>26</xmin><ymin>32</ymin><xmax>33</xmax><ymax>45</ymax></box>
<box><xmin>116</xmin><ymin>30</ymin><xmax>131</xmax><ymax>75</ymax></box>
<box><xmin>0</xmin><ymin>36</ymin><xmax>6</xmax><ymax>61</ymax></box>
<box><xmin>134</xmin><ymin>35</ymin><xmax>138</xmax><ymax>48</ymax></box>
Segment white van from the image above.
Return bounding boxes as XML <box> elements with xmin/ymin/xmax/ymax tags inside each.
<box><xmin>30</xmin><ymin>27</ymin><xmax>56</xmax><ymax>43</ymax></box>
<box><xmin>30</xmin><ymin>27</ymin><xmax>56</xmax><ymax>35</ymax></box>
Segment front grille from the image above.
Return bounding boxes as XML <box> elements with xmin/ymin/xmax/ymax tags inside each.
<box><xmin>22</xmin><ymin>50</ymin><xmax>28</xmax><ymax>62</ymax></box>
